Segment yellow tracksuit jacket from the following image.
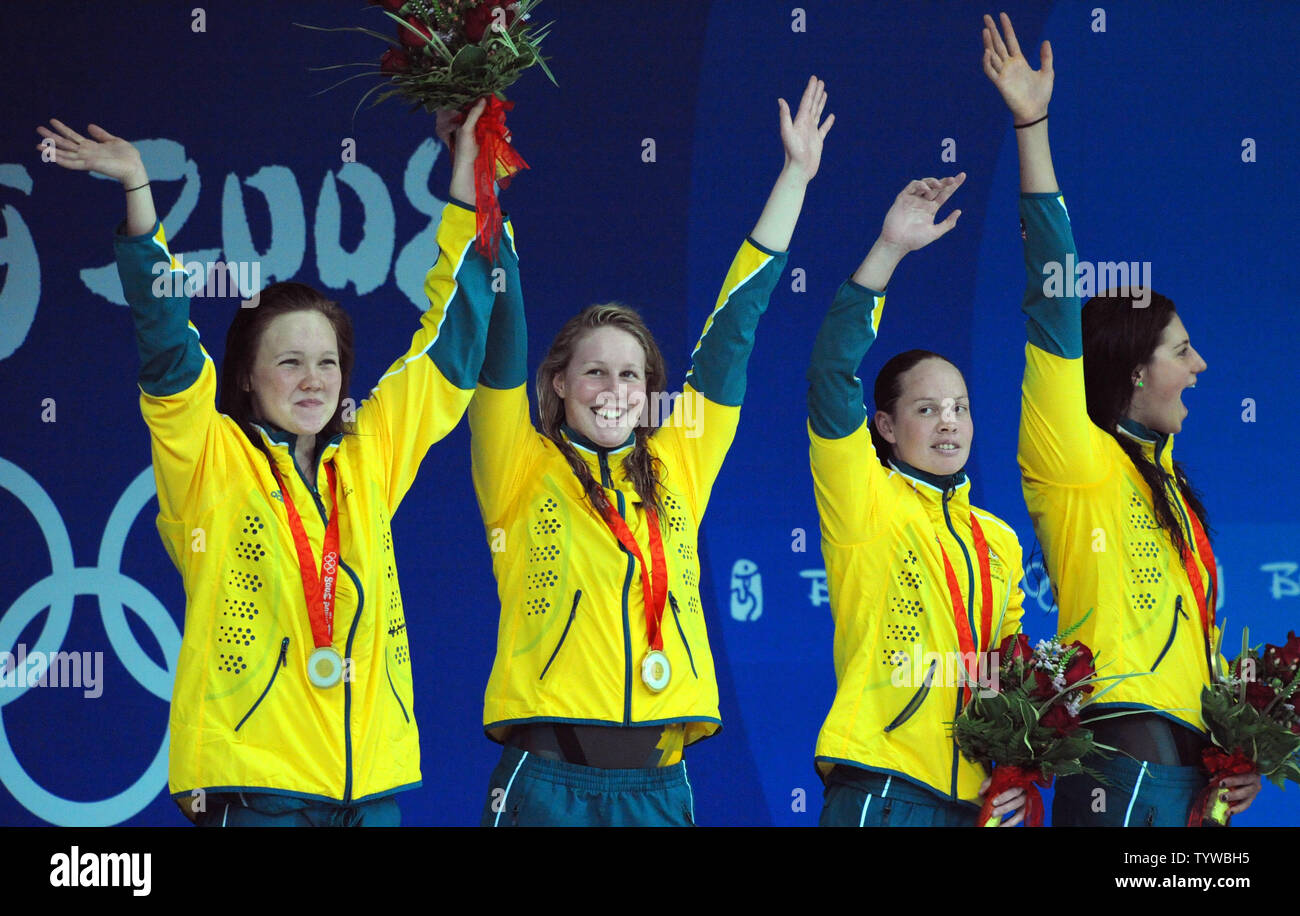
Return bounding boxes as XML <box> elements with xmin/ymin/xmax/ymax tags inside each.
<box><xmin>808</xmin><ymin>280</ymin><xmax>1025</xmax><ymax>803</ymax></box>
<box><xmin>114</xmin><ymin>201</ymin><xmax>494</xmax><ymax>803</ymax></box>
<box><xmin>469</xmin><ymin>222</ymin><xmax>786</xmax><ymax>746</ymax></box>
<box><xmin>1017</xmin><ymin>192</ymin><xmax>1221</xmax><ymax>731</ymax></box>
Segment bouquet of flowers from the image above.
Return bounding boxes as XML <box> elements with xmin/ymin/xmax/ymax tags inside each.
<box><xmin>952</xmin><ymin>613</ymin><xmax>1139</xmax><ymax>826</ymax></box>
<box><xmin>304</xmin><ymin>0</ymin><xmax>556</xmax><ymax>258</ymax></box>
<box><xmin>1195</xmin><ymin>628</ymin><xmax>1300</xmax><ymax>826</ymax></box>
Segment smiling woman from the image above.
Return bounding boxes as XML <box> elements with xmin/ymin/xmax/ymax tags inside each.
<box><xmin>219</xmin><ymin>288</ymin><xmax>352</xmax><ymax>488</ymax></box>
<box><xmin>33</xmin><ymin>103</ymin><xmax>500</xmax><ymax>826</ymax></box>
<box><xmin>467</xmin><ymin>76</ymin><xmax>833</xmax><ymax>827</ymax></box>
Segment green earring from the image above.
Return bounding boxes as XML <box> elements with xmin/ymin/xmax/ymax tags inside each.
<box><xmin>1135</xmin><ymin>380</ymin><xmax>1144</xmax><ymax>388</ymax></box>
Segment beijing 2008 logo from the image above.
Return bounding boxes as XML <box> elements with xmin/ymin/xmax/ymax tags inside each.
<box><xmin>0</xmin><ymin>458</ymin><xmax>178</xmax><ymax>825</ymax></box>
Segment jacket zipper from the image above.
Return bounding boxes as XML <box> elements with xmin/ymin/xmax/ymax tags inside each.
<box><xmin>1162</xmin><ymin>473</ymin><xmax>1216</xmax><ymax>669</ymax></box>
<box><xmin>384</xmin><ymin>649</ymin><xmax>410</xmax><ymax>723</ymax></box>
<box><xmin>668</xmin><ymin>592</ymin><xmax>698</xmax><ymax>678</ymax></box>
<box><xmin>941</xmin><ymin>487</ymin><xmax>978</xmax><ymax>648</ymax></box>
<box><xmin>616</xmin><ymin>490</ymin><xmax>634</xmax><ymax>723</ymax></box>
<box><xmin>341</xmin><ymin>561</ymin><xmax>364</xmax><ymax>804</ymax></box>
<box><xmin>1150</xmin><ymin>596</ymin><xmax>1187</xmax><ymax>672</ymax></box>
<box><xmin>595</xmin><ymin>447</ymin><xmax>634</xmax><ymax>722</ymax></box>
<box><xmin>941</xmin><ymin>485</ymin><xmax>976</xmax><ymax>796</ymax></box>
<box><xmin>287</xmin><ymin>451</ymin><xmax>363</xmax><ymax>804</ymax></box>
<box><xmin>884</xmin><ymin>659</ymin><xmax>937</xmax><ymax>732</ymax></box>
<box><xmin>235</xmin><ymin>637</ymin><xmax>289</xmax><ymax>731</ymax></box>
<box><xmin>540</xmin><ymin>590</ymin><xmax>582</xmax><ymax>679</ymax></box>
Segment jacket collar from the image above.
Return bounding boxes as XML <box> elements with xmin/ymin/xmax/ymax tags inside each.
<box><xmin>560</xmin><ymin>424</ymin><xmax>635</xmax><ymax>492</ymax></box>
<box><xmin>1116</xmin><ymin>416</ymin><xmax>1175</xmax><ymax>471</ymax></box>
<box><xmin>252</xmin><ymin>423</ymin><xmax>341</xmax><ymax>486</ymax></box>
<box><xmin>888</xmin><ymin>457</ymin><xmax>969</xmax><ymax>496</ymax></box>
<box><xmin>560</xmin><ymin>423</ymin><xmax>636</xmax><ymax>454</ymax></box>
<box><xmin>887</xmin><ymin>457</ymin><xmax>972</xmax><ymax>518</ymax></box>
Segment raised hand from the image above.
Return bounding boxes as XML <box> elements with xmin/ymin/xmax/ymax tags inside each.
<box><xmin>446</xmin><ymin>97</ymin><xmax>489</xmax><ymax>204</ymax></box>
<box><xmin>778</xmin><ymin>76</ymin><xmax>835</xmax><ymax>182</ymax></box>
<box><xmin>879</xmin><ymin>174</ymin><xmax>966</xmax><ymax>254</ymax></box>
<box><xmin>36</xmin><ymin>120</ymin><xmax>146</xmax><ymax>186</ymax></box>
<box><xmin>849</xmin><ymin>174</ymin><xmax>965</xmax><ymax>291</ymax></box>
<box><xmin>982</xmin><ymin>12</ymin><xmax>1053</xmax><ymax>122</ymax></box>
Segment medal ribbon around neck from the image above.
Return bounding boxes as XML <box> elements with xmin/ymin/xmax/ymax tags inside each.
<box><xmin>272</xmin><ymin>461</ymin><xmax>340</xmax><ymax>650</ymax></box>
<box><xmin>1182</xmin><ymin>507</ymin><xmax>1217</xmax><ymax>663</ymax></box>
<box><xmin>937</xmin><ymin>512</ymin><xmax>994</xmax><ymax>706</ymax></box>
<box><xmin>600</xmin><ymin>504</ymin><xmax>668</xmax><ymax>653</ymax></box>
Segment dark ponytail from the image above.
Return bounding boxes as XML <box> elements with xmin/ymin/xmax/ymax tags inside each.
<box><xmin>1081</xmin><ymin>290</ymin><xmax>1209</xmax><ymax>558</ymax></box>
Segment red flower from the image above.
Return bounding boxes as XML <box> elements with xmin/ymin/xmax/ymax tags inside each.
<box><xmin>1061</xmin><ymin>641</ymin><xmax>1096</xmax><ymax>694</ymax></box>
<box><xmin>399</xmin><ymin>16</ymin><xmax>433</xmax><ymax>48</ymax></box>
<box><xmin>1245</xmin><ymin>680</ymin><xmax>1276</xmax><ymax>712</ymax></box>
<box><xmin>464</xmin><ymin>3</ymin><xmax>516</xmax><ymax>43</ymax></box>
<box><xmin>1283</xmin><ymin>632</ymin><xmax>1300</xmax><ymax>665</ymax></box>
<box><xmin>1040</xmin><ymin>704</ymin><xmax>1080</xmax><ymax>736</ymax></box>
<box><xmin>1030</xmin><ymin>668</ymin><xmax>1057</xmax><ymax>701</ymax></box>
<box><xmin>380</xmin><ymin>47</ymin><xmax>410</xmax><ymax>75</ymax></box>
<box><xmin>1000</xmin><ymin>633</ymin><xmax>1034</xmax><ymax>666</ymax></box>
<box><xmin>1264</xmin><ymin>632</ymin><xmax>1300</xmax><ymax>678</ymax></box>
<box><xmin>369</xmin><ymin>0</ymin><xmax>406</xmax><ymax>11</ymax></box>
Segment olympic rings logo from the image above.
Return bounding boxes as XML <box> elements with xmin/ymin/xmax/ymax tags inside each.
<box><xmin>323</xmin><ymin>553</ymin><xmax>337</xmax><ymax>575</ymax></box>
<box><xmin>0</xmin><ymin>458</ymin><xmax>179</xmax><ymax>825</ymax></box>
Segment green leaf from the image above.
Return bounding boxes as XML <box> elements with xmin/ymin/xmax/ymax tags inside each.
<box><xmin>1057</xmin><ymin>607</ymin><xmax>1093</xmax><ymax>642</ymax></box>
<box><xmin>452</xmin><ymin>44</ymin><xmax>489</xmax><ymax>75</ymax></box>
<box><xmin>1078</xmin><ymin>671</ymin><xmax>1150</xmax><ymax>707</ymax></box>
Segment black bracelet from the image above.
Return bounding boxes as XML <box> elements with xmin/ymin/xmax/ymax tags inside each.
<box><xmin>1013</xmin><ymin>114</ymin><xmax>1048</xmax><ymax>130</ymax></box>
<box><xmin>124</xmin><ymin>181</ymin><xmax>150</xmax><ymax>193</ymax></box>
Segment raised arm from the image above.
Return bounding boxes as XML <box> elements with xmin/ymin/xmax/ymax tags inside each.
<box><xmin>38</xmin><ymin>119</ymin><xmax>157</xmax><ymax>234</ymax></box>
<box><xmin>983</xmin><ymin>12</ymin><xmax>1108</xmax><ymax>487</ymax></box>
<box><xmin>808</xmin><ymin>175</ymin><xmax>964</xmax><ymax>544</ymax></box>
<box><xmin>657</xmin><ymin>78</ymin><xmax>830</xmax><ymax>517</ymax></box>
<box><xmin>38</xmin><ymin>119</ymin><xmax>219</xmax><ymax>526</ymax></box>
<box><xmin>456</xmin><ymin>103</ymin><xmax>542</xmax><ymax>530</ymax></box>
<box><xmin>353</xmin><ymin>100</ymin><xmax>504</xmax><ymax>512</ymax></box>
<box><xmin>466</xmin><ymin>210</ymin><xmax>535</xmax><ymax>529</ymax></box>
<box><xmin>749</xmin><ymin>76</ymin><xmax>834</xmax><ymax>252</ymax></box>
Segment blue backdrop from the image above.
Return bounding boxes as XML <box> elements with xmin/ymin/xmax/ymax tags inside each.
<box><xmin>1</xmin><ymin>0</ymin><xmax>1296</xmax><ymax>826</ymax></box>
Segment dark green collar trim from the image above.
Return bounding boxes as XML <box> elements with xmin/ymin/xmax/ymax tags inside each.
<box><xmin>560</xmin><ymin>423</ymin><xmax>635</xmax><ymax>455</ymax></box>
<box><xmin>254</xmin><ymin>422</ymin><xmax>297</xmax><ymax>451</ymax></box>
<box><xmin>252</xmin><ymin>424</ymin><xmax>342</xmax><ymax>466</ymax></box>
<box><xmin>888</xmin><ymin>458</ymin><xmax>969</xmax><ymax>493</ymax></box>
<box><xmin>1117</xmin><ymin>416</ymin><xmax>1174</xmax><ymax>464</ymax></box>
<box><xmin>1117</xmin><ymin>416</ymin><xmax>1162</xmax><ymax>444</ymax></box>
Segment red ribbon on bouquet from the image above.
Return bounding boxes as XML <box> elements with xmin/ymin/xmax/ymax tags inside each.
<box><xmin>978</xmin><ymin>765</ymin><xmax>1052</xmax><ymax>827</ymax></box>
<box><xmin>1188</xmin><ymin>747</ymin><xmax>1254</xmax><ymax>827</ymax></box>
<box><xmin>468</xmin><ymin>95</ymin><xmax>528</xmax><ymax>261</ymax></box>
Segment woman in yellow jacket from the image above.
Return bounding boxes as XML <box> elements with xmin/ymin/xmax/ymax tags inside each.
<box><xmin>468</xmin><ymin>77</ymin><xmax>832</xmax><ymax>826</ymax></box>
<box><xmin>809</xmin><ymin>174</ymin><xmax>1029</xmax><ymax>827</ymax></box>
<box><xmin>980</xmin><ymin>12</ymin><xmax>1262</xmax><ymax>825</ymax></box>
<box><xmin>37</xmin><ymin>104</ymin><xmax>496</xmax><ymax>826</ymax></box>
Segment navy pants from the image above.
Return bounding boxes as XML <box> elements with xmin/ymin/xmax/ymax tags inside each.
<box><xmin>1053</xmin><ymin>754</ymin><xmax>1204</xmax><ymax>827</ymax></box>
<box><xmin>481</xmin><ymin>745</ymin><xmax>695</xmax><ymax>827</ymax></box>
<box><xmin>195</xmin><ymin>792</ymin><xmax>401</xmax><ymax>827</ymax></box>
<box><xmin>819</xmin><ymin>766</ymin><xmax>977</xmax><ymax>827</ymax></box>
